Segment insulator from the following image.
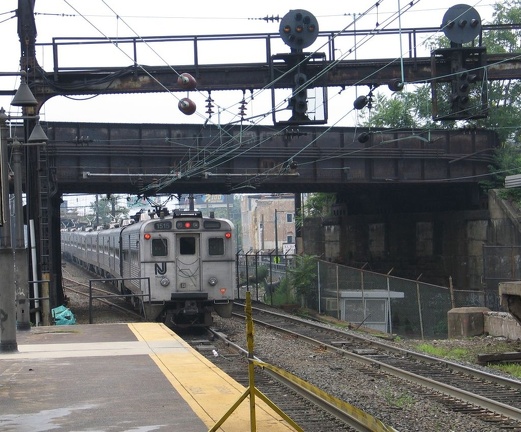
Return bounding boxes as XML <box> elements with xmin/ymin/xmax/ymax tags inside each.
<box><xmin>205</xmin><ymin>93</ymin><xmax>214</xmax><ymax>117</ymax></box>
<box><xmin>388</xmin><ymin>79</ymin><xmax>404</xmax><ymax>92</ymax></box>
<box><xmin>353</xmin><ymin>95</ymin><xmax>368</xmax><ymax>110</ymax></box>
<box><xmin>177</xmin><ymin>73</ymin><xmax>197</xmax><ymax>90</ymax></box>
<box><xmin>357</xmin><ymin>132</ymin><xmax>371</xmax><ymax>143</ymax></box>
<box><xmin>178</xmin><ymin>98</ymin><xmax>196</xmax><ymax>115</ymax></box>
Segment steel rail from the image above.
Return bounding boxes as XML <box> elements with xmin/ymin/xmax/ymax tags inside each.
<box><xmin>62</xmin><ymin>277</ymin><xmax>144</xmax><ymax>321</ymax></box>
<box><xmin>238</xmin><ymin>304</ymin><xmax>521</xmax><ymax>392</ymax></box>
<box><xmin>209</xmin><ymin>327</ymin><xmax>396</xmax><ymax>432</ymax></box>
<box><xmin>232</xmin><ymin>307</ymin><xmax>521</xmax><ymax>422</ymax></box>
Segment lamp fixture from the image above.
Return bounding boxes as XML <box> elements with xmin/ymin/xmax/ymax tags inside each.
<box><xmin>28</xmin><ymin>119</ymin><xmax>49</xmax><ymax>142</ymax></box>
<box><xmin>11</xmin><ymin>73</ymin><xmax>38</xmax><ymax>107</ymax></box>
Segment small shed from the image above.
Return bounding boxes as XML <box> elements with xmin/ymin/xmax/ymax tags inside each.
<box><xmin>322</xmin><ymin>290</ymin><xmax>404</xmax><ymax>333</ymax></box>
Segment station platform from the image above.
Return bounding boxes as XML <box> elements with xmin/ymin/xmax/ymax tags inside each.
<box><xmin>0</xmin><ymin>323</ymin><xmax>295</xmax><ymax>431</ymax></box>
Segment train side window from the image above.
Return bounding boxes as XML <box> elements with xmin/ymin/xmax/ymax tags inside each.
<box><xmin>179</xmin><ymin>237</ymin><xmax>196</xmax><ymax>255</ymax></box>
<box><xmin>208</xmin><ymin>238</ymin><xmax>224</xmax><ymax>255</ymax></box>
<box><xmin>152</xmin><ymin>238</ymin><xmax>168</xmax><ymax>256</ymax></box>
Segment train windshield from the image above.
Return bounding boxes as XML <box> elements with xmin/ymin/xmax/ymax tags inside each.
<box><xmin>152</xmin><ymin>238</ymin><xmax>168</xmax><ymax>256</ymax></box>
<box><xmin>179</xmin><ymin>237</ymin><xmax>196</xmax><ymax>255</ymax></box>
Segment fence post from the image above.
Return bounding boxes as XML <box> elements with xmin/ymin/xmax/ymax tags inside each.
<box><xmin>416</xmin><ymin>274</ymin><xmax>424</xmax><ymax>340</ymax></box>
<box><xmin>360</xmin><ymin>262</ymin><xmax>368</xmax><ymax>323</ymax></box>
<box><xmin>336</xmin><ymin>264</ymin><xmax>340</xmax><ymax>320</ymax></box>
<box><xmin>386</xmin><ymin>268</ymin><xmax>393</xmax><ymax>334</ymax></box>
<box><xmin>317</xmin><ymin>260</ymin><xmax>321</xmax><ymax>314</ymax></box>
<box><xmin>449</xmin><ymin>276</ymin><xmax>455</xmax><ymax>309</ymax></box>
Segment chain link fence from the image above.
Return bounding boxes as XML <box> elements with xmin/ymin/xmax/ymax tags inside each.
<box><xmin>237</xmin><ymin>252</ymin><xmax>493</xmax><ymax>339</ymax></box>
<box><xmin>316</xmin><ymin>260</ymin><xmax>489</xmax><ymax>338</ymax></box>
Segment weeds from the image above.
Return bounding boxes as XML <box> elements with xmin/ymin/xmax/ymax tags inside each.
<box><xmin>381</xmin><ymin>385</ymin><xmax>415</xmax><ymax>409</ymax></box>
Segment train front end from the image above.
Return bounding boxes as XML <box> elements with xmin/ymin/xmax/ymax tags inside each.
<box><xmin>138</xmin><ymin>211</ymin><xmax>235</xmax><ymax>328</ymax></box>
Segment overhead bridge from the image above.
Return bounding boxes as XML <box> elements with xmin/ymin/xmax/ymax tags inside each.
<box><xmin>45</xmin><ymin>121</ymin><xmax>498</xmax><ymax>196</ymax></box>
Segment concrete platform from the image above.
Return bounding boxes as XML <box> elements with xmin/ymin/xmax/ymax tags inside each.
<box><xmin>0</xmin><ymin>323</ymin><xmax>295</xmax><ymax>431</ymax></box>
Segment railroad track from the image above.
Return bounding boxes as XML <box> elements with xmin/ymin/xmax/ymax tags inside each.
<box><xmin>232</xmin><ymin>302</ymin><xmax>521</xmax><ymax>429</ymax></box>
<box><xmin>183</xmin><ymin>331</ymin><xmax>378</xmax><ymax>432</ymax></box>
<box><xmin>62</xmin><ymin>275</ymin><xmax>144</xmax><ymax>322</ymax></box>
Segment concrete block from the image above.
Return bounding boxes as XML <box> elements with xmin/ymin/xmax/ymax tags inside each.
<box><xmin>447</xmin><ymin>307</ymin><xmax>490</xmax><ymax>338</ymax></box>
<box><xmin>484</xmin><ymin>312</ymin><xmax>521</xmax><ymax>340</ymax></box>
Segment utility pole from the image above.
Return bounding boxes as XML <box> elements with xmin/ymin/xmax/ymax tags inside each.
<box><xmin>0</xmin><ymin>110</ymin><xmax>17</xmax><ymax>352</ymax></box>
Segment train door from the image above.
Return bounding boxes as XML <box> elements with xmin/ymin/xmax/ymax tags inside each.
<box><xmin>175</xmin><ymin>233</ymin><xmax>201</xmax><ymax>292</ymax></box>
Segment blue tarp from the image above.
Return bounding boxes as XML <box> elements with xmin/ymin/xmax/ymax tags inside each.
<box><xmin>52</xmin><ymin>305</ymin><xmax>76</xmax><ymax>325</ymax></box>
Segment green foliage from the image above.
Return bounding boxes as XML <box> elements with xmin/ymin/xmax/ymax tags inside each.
<box><xmin>270</xmin><ymin>277</ymin><xmax>297</xmax><ymax>306</ymax></box>
<box><xmin>289</xmin><ymin>255</ymin><xmax>318</xmax><ymax>308</ymax></box>
<box><xmin>416</xmin><ymin>343</ymin><xmax>469</xmax><ymax>360</ymax></box>
<box><xmin>302</xmin><ymin>193</ymin><xmax>336</xmax><ymax>218</ymax></box>
<box><xmin>489</xmin><ymin>363</ymin><xmax>521</xmax><ymax>379</ymax></box>
<box><xmin>380</xmin><ymin>384</ymin><xmax>416</xmax><ymax>408</ymax></box>
<box><xmin>90</xmin><ymin>195</ymin><xmax>129</xmax><ymax>227</ymax></box>
<box><xmin>256</xmin><ymin>265</ymin><xmax>269</xmax><ymax>282</ymax></box>
<box><xmin>480</xmin><ymin>143</ymin><xmax>521</xmax><ymax>204</ymax></box>
<box><xmin>363</xmin><ymin>87</ymin><xmax>438</xmax><ymax>129</ymax></box>
<box><xmin>239</xmin><ymin>265</ymin><xmax>269</xmax><ymax>286</ymax></box>
<box><xmin>269</xmin><ymin>255</ymin><xmax>318</xmax><ymax>307</ymax></box>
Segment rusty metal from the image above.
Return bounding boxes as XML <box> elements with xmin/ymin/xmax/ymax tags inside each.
<box><xmin>4</xmin><ymin>25</ymin><xmax>520</xmax><ymax>103</ymax></box>
<box><xmin>42</xmin><ymin>122</ymin><xmax>499</xmax><ymax>195</ymax></box>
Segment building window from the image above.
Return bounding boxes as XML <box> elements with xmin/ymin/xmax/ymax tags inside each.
<box><xmin>286</xmin><ymin>213</ymin><xmax>293</xmax><ymax>223</ymax></box>
<box><xmin>286</xmin><ymin>235</ymin><xmax>293</xmax><ymax>244</ymax></box>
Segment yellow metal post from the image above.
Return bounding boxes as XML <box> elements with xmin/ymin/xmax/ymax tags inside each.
<box><xmin>245</xmin><ymin>291</ymin><xmax>257</xmax><ymax>431</ymax></box>
<box><xmin>209</xmin><ymin>291</ymin><xmax>302</xmax><ymax>432</ymax></box>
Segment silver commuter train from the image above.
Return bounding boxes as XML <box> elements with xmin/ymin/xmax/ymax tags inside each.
<box><xmin>61</xmin><ymin>210</ymin><xmax>235</xmax><ymax>327</ymax></box>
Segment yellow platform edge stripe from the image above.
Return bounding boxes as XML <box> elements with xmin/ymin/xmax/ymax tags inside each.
<box><xmin>127</xmin><ymin>323</ymin><xmax>295</xmax><ymax>431</ymax></box>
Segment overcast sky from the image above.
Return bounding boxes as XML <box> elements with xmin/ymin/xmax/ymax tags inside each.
<box><xmin>0</xmin><ymin>0</ymin><xmax>496</xmax><ymax>127</ymax></box>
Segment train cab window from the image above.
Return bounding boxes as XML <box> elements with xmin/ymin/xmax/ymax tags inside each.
<box><xmin>208</xmin><ymin>238</ymin><xmax>224</xmax><ymax>255</ymax></box>
<box><xmin>179</xmin><ymin>237</ymin><xmax>196</xmax><ymax>255</ymax></box>
<box><xmin>152</xmin><ymin>238</ymin><xmax>168</xmax><ymax>256</ymax></box>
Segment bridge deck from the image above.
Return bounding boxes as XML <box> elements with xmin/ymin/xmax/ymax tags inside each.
<box><xmin>44</xmin><ymin>122</ymin><xmax>498</xmax><ymax>195</ymax></box>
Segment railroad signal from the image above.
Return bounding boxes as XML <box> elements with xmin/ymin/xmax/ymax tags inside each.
<box><xmin>292</xmin><ymin>73</ymin><xmax>308</xmax><ymax>115</ymax></box>
<box><xmin>279</xmin><ymin>9</ymin><xmax>319</xmax><ymax>50</ymax></box>
<box><xmin>451</xmin><ymin>69</ymin><xmax>477</xmax><ymax>114</ymax></box>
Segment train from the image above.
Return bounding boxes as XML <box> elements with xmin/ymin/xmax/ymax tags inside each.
<box><xmin>61</xmin><ymin>209</ymin><xmax>235</xmax><ymax>328</ymax></box>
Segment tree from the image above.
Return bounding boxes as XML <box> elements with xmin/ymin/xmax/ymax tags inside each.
<box><xmin>90</xmin><ymin>195</ymin><xmax>129</xmax><ymax>227</ymax></box>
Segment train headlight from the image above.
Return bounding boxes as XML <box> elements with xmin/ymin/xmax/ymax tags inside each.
<box><xmin>160</xmin><ymin>277</ymin><xmax>170</xmax><ymax>287</ymax></box>
<box><xmin>208</xmin><ymin>276</ymin><xmax>218</xmax><ymax>286</ymax></box>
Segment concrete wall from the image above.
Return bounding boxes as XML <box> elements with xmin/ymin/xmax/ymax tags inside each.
<box><xmin>303</xmin><ymin>207</ymin><xmax>490</xmax><ymax>290</ymax></box>
<box><xmin>301</xmin><ymin>189</ymin><xmax>521</xmax><ymax>307</ymax></box>
<box><xmin>447</xmin><ymin>308</ymin><xmax>521</xmax><ymax>340</ymax></box>
<box><xmin>485</xmin><ymin>312</ymin><xmax>521</xmax><ymax>340</ymax></box>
